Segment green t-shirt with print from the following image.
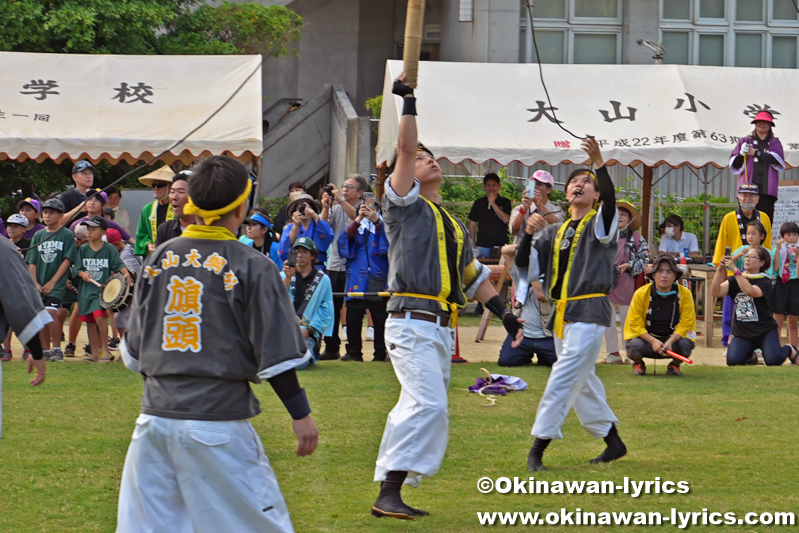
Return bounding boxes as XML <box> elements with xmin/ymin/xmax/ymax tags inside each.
<box><xmin>25</xmin><ymin>226</ymin><xmax>77</xmax><ymax>301</ymax></box>
<box><xmin>76</xmin><ymin>242</ymin><xmax>127</xmax><ymax>314</ymax></box>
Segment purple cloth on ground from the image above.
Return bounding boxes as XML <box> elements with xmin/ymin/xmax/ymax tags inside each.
<box><xmin>468</xmin><ymin>377</ymin><xmax>511</xmax><ymax>396</ymax></box>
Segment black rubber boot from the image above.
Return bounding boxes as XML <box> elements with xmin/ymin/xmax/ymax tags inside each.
<box><xmin>589</xmin><ymin>424</ymin><xmax>627</xmax><ymax>464</ymax></box>
<box><xmin>371</xmin><ymin>471</ymin><xmax>415</xmax><ymax>519</ymax></box>
<box><xmin>527</xmin><ymin>438</ymin><xmax>551</xmax><ymax>472</ymax></box>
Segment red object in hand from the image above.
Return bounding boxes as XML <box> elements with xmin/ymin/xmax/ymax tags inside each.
<box><xmin>666</xmin><ymin>350</ymin><xmax>693</xmax><ymax>365</ymax></box>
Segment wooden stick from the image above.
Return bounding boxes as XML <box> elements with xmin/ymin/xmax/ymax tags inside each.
<box><xmin>333</xmin><ymin>292</ymin><xmax>392</xmax><ymax>298</ymax></box>
<box><xmin>403</xmin><ymin>0</ymin><xmax>426</xmax><ymax>88</ymax></box>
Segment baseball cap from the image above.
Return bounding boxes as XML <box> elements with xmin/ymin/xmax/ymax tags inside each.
<box><xmin>106</xmin><ymin>228</ymin><xmax>122</xmax><ymax>245</ymax></box>
<box><xmin>72</xmin><ymin>160</ymin><xmax>95</xmax><ymax>174</ymax></box>
<box><xmin>80</xmin><ymin>215</ymin><xmax>109</xmax><ymax>230</ymax></box>
<box><xmin>530</xmin><ymin>170</ymin><xmax>555</xmax><ymax>187</ymax></box>
<box><xmin>6</xmin><ymin>213</ymin><xmax>29</xmax><ymax>228</ymax></box>
<box><xmin>74</xmin><ymin>224</ymin><xmax>88</xmax><ymax>240</ymax></box>
<box><xmin>292</xmin><ymin>236</ymin><xmax>317</xmax><ymax>251</ymax></box>
<box><xmin>42</xmin><ymin>198</ymin><xmax>65</xmax><ymax>213</ymax></box>
<box><xmin>17</xmin><ymin>197</ymin><xmax>41</xmax><ymax>213</ymax></box>
<box><xmin>737</xmin><ymin>183</ymin><xmax>760</xmax><ymax>195</ymax></box>
<box><xmin>87</xmin><ymin>188</ymin><xmax>108</xmax><ymax>204</ymax></box>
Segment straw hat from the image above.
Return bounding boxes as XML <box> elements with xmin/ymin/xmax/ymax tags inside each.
<box><xmin>616</xmin><ymin>201</ymin><xmax>641</xmax><ymax>232</ymax></box>
<box><xmin>138</xmin><ymin>165</ymin><xmax>175</xmax><ymax>187</ymax></box>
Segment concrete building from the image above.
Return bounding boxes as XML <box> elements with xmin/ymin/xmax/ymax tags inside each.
<box><xmin>242</xmin><ymin>0</ymin><xmax>799</xmax><ymax>196</ymax></box>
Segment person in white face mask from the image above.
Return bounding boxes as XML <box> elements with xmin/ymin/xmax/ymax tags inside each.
<box><xmin>658</xmin><ymin>214</ymin><xmax>701</xmax><ymax>262</ymax></box>
<box><xmin>601</xmin><ymin>202</ymin><xmax>649</xmax><ymax>365</ymax></box>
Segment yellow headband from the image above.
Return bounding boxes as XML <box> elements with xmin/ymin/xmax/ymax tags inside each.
<box><xmin>184</xmin><ymin>179</ymin><xmax>252</xmax><ymax>225</ymax></box>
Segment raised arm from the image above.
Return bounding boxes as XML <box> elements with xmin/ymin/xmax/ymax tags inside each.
<box><xmin>710</xmin><ymin>256</ymin><xmax>732</xmax><ymax>298</ymax></box>
<box><xmin>389</xmin><ymin>74</ymin><xmax>418</xmax><ymax>197</ymax></box>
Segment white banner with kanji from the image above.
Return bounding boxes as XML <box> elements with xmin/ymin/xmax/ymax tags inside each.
<box><xmin>377</xmin><ymin>60</ymin><xmax>798</xmax><ymax>169</ymax></box>
<box><xmin>0</xmin><ymin>52</ymin><xmax>262</xmax><ymax>164</ymax></box>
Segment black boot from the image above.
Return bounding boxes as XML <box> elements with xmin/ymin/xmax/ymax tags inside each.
<box><xmin>527</xmin><ymin>438</ymin><xmax>551</xmax><ymax>472</ymax></box>
<box><xmin>372</xmin><ymin>471</ymin><xmax>416</xmax><ymax>519</ymax></box>
<box><xmin>589</xmin><ymin>424</ymin><xmax>627</xmax><ymax>464</ymax></box>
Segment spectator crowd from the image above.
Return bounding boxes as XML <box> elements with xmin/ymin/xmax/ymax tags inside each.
<box><xmin>3</xmin><ymin>109</ymin><xmax>799</xmax><ymax>376</ymax></box>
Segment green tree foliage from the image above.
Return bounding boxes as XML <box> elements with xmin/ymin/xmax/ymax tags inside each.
<box><xmin>0</xmin><ymin>0</ymin><xmax>302</xmax><ymax>213</ymax></box>
<box><xmin>0</xmin><ymin>0</ymin><xmax>301</xmax><ymax>56</ymax></box>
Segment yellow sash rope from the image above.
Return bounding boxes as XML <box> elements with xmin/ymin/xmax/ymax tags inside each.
<box><xmin>149</xmin><ymin>201</ymin><xmax>174</xmax><ymax>244</ymax></box>
<box><xmin>184</xmin><ymin>180</ymin><xmax>252</xmax><ymax>225</ymax></box>
<box><xmin>550</xmin><ymin>209</ymin><xmax>604</xmax><ymax>338</ymax></box>
<box><xmin>552</xmin><ymin>293</ymin><xmax>605</xmax><ymax>339</ymax></box>
<box><xmin>393</xmin><ymin>292</ymin><xmax>460</xmax><ymax>328</ymax></box>
<box><xmin>393</xmin><ymin>197</ymin><xmax>465</xmax><ymax>327</ymax></box>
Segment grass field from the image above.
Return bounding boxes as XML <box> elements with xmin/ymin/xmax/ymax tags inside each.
<box><xmin>1</xmin><ymin>360</ymin><xmax>798</xmax><ymax>532</ymax></box>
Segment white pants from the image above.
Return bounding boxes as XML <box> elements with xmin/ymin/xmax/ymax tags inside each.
<box><xmin>531</xmin><ymin>322</ymin><xmax>619</xmax><ymax>440</ymax></box>
<box><xmin>602</xmin><ymin>303</ymin><xmax>630</xmax><ymax>354</ymax></box>
<box><xmin>375</xmin><ymin>315</ymin><xmax>452</xmax><ymax>488</ymax></box>
<box><xmin>117</xmin><ymin>414</ymin><xmax>294</xmax><ymax>533</ymax></box>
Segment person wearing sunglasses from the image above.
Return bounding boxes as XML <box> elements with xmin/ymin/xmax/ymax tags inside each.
<box><xmin>134</xmin><ymin>165</ymin><xmax>175</xmax><ymax>256</ymax></box>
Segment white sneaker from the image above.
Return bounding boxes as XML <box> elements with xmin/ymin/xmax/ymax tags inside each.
<box><xmin>366</xmin><ymin>326</ymin><xmax>375</xmax><ymax>341</ymax></box>
<box><xmin>754</xmin><ymin>348</ymin><xmax>765</xmax><ymax>365</ymax></box>
<box><xmin>722</xmin><ymin>347</ymin><xmax>728</xmax><ymax>358</ymax></box>
<box><xmin>601</xmin><ymin>353</ymin><xmax>624</xmax><ymax>364</ymax></box>
<box><xmin>341</xmin><ymin>326</ymin><xmax>347</xmax><ymax>341</ymax></box>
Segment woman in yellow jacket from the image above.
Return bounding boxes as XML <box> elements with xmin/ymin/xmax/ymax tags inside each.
<box><xmin>624</xmin><ymin>254</ymin><xmax>696</xmax><ymax>377</ymax></box>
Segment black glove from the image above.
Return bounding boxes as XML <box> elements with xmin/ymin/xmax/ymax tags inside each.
<box><xmin>392</xmin><ymin>80</ymin><xmax>414</xmax><ymax>98</ymax></box>
<box><xmin>502</xmin><ymin>312</ymin><xmax>523</xmax><ymax>339</ymax></box>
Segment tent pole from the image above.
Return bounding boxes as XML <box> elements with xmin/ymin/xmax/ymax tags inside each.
<box><xmin>703</xmin><ymin>166</ymin><xmax>710</xmax><ymax>261</ymax></box>
<box><xmin>641</xmin><ymin>165</ymin><xmax>653</xmax><ymax>241</ymax></box>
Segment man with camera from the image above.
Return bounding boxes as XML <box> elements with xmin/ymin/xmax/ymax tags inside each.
<box><xmin>509</xmin><ymin>170</ymin><xmax>561</xmax><ymax>244</ymax></box>
<box><xmin>281</xmin><ymin>237</ymin><xmax>334</xmax><ymax>369</ymax></box>
<box><xmin>278</xmin><ymin>193</ymin><xmax>334</xmax><ymax>270</ymax></box>
<box><xmin>320</xmin><ymin>175</ymin><xmax>368</xmax><ymax>360</ymax></box>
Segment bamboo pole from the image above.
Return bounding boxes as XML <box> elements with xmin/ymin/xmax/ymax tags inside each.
<box><xmin>402</xmin><ymin>0</ymin><xmax>426</xmax><ymax>88</ymax></box>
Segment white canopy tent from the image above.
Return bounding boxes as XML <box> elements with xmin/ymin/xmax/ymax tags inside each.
<box><xmin>0</xmin><ymin>51</ymin><xmax>263</xmax><ymax>165</ymax></box>
<box><xmin>377</xmin><ymin>60</ymin><xmax>798</xmax><ymax>170</ymax></box>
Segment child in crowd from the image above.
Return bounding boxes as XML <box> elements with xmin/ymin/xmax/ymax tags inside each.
<box><xmin>106</xmin><ymin>228</ymin><xmax>141</xmax><ymax>342</ymax></box>
<box><xmin>731</xmin><ymin>221</ymin><xmax>773</xmax><ymax>277</ymax></box>
<box><xmin>16</xmin><ymin>197</ymin><xmax>45</xmax><ymax>240</ymax></box>
<box><xmin>772</xmin><ymin>222</ymin><xmax>799</xmax><ymax>347</ymax></box>
<box><xmin>75</xmin><ymin>216</ymin><xmax>131</xmax><ymax>362</ymax></box>
<box><xmin>25</xmin><ymin>199</ymin><xmax>77</xmax><ymax>362</ymax></box>
<box><xmin>1</xmin><ymin>214</ymin><xmax>33</xmax><ymax>361</ymax></box>
<box><xmin>69</xmin><ymin>189</ymin><xmax>133</xmax><ymax>242</ymax></box>
<box><xmin>5</xmin><ymin>213</ymin><xmax>31</xmax><ymax>253</ymax></box>
<box><xmin>64</xmin><ymin>225</ymin><xmax>87</xmax><ymax>357</ymax></box>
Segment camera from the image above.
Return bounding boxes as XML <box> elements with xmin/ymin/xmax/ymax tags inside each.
<box><xmin>298</xmin><ymin>203</ymin><xmax>306</xmax><ymax>215</ymax></box>
<box><xmin>363</xmin><ymin>192</ymin><xmax>375</xmax><ymax>206</ymax></box>
<box><xmin>323</xmin><ymin>184</ymin><xmax>334</xmax><ymax>197</ymax></box>
<box><xmin>725</xmin><ymin>246</ymin><xmax>731</xmax><ymax>256</ymax></box>
<box><xmin>287</xmin><ymin>248</ymin><xmax>299</xmax><ymax>268</ymax></box>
